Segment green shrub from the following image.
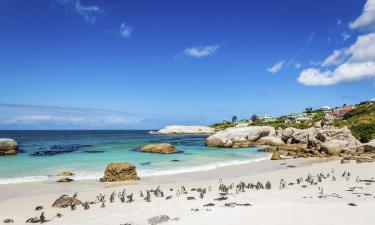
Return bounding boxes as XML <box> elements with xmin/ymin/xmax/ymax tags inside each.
<box><xmin>350</xmin><ymin>123</ymin><xmax>375</xmax><ymax>143</ymax></box>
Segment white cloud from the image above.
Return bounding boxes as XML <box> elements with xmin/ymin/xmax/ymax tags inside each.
<box><xmin>341</xmin><ymin>32</ymin><xmax>351</xmax><ymax>41</ymax></box>
<box><xmin>349</xmin><ymin>0</ymin><xmax>375</xmax><ymax>30</ymax></box>
<box><xmin>119</xmin><ymin>23</ymin><xmax>133</xmax><ymax>38</ymax></box>
<box><xmin>322</xmin><ymin>48</ymin><xmax>348</xmax><ymax>67</ymax></box>
<box><xmin>0</xmin><ymin>104</ymin><xmax>141</xmax><ymax>129</ymax></box>
<box><xmin>298</xmin><ymin>62</ymin><xmax>375</xmax><ymax>86</ymax></box>
<box><xmin>267</xmin><ymin>61</ymin><xmax>285</xmax><ymax>74</ymax></box>
<box><xmin>53</xmin><ymin>0</ymin><xmax>104</xmax><ymax>24</ymax></box>
<box><xmin>294</xmin><ymin>63</ymin><xmax>302</xmax><ymax>69</ymax></box>
<box><xmin>184</xmin><ymin>45</ymin><xmax>220</xmax><ymax>58</ymax></box>
<box><xmin>297</xmin><ymin>33</ymin><xmax>375</xmax><ymax>85</ymax></box>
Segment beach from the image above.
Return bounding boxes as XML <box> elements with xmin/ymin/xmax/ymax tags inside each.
<box><xmin>1</xmin><ymin>158</ymin><xmax>375</xmax><ymax>225</ymax></box>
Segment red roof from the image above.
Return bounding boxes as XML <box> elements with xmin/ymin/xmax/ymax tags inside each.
<box><xmin>339</xmin><ymin>106</ymin><xmax>354</xmax><ymax>111</ymax></box>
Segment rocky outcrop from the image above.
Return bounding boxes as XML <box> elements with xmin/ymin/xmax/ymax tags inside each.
<box><xmin>139</xmin><ymin>143</ymin><xmax>176</xmax><ymax>154</ymax></box>
<box><xmin>206</xmin><ymin>126</ymin><xmax>276</xmax><ymax>148</ymax></box>
<box><xmin>364</xmin><ymin>139</ymin><xmax>375</xmax><ymax>152</ymax></box>
<box><xmin>257</xmin><ymin>136</ymin><xmax>285</xmax><ymax>146</ymax></box>
<box><xmin>316</xmin><ymin>127</ymin><xmax>362</xmax><ymax>152</ymax></box>
<box><xmin>52</xmin><ymin>195</ymin><xmax>81</xmax><ymax>208</ymax></box>
<box><xmin>279</xmin><ymin>127</ymin><xmax>318</xmax><ymax>145</ymax></box>
<box><xmin>320</xmin><ymin>139</ymin><xmax>347</xmax><ymax>156</ymax></box>
<box><xmin>100</xmin><ymin>162</ymin><xmax>140</xmax><ymax>182</ymax></box>
<box><xmin>150</xmin><ymin>125</ymin><xmax>215</xmax><ymax>135</ymax></box>
<box><xmin>0</xmin><ymin>139</ymin><xmax>18</xmax><ymax>155</ymax></box>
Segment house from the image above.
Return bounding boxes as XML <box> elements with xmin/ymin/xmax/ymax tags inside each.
<box><xmin>321</xmin><ymin>106</ymin><xmax>332</xmax><ymax>113</ymax></box>
<box><xmin>331</xmin><ymin>105</ymin><xmax>355</xmax><ymax>118</ymax></box>
<box><xmin>287</xmin><ymin>112</ymin><xmax>313</xmax><ymax>123</ymax></box>
<box><xmin>260</xmin><ymin>114</ymin><xmax>273</xmax><ymax>119</ymax></box>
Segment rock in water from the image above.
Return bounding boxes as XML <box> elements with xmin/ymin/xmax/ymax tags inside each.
<box><xmin>147</xmin><ymin>215</ymin><xmax>170</xmax><ymax>225</ymax></box>
<box><xmin>139</xmin><ymin>143</ymin><xmax>176</xmax><ymax>154</ymax></box>
<box><xmin>52</xmin><ymin>195</ymin><xmax>81</xmax><ymax>208</ymax></box>
<box><xmin>150</xmin><ymin>125</ymin><xmax>214</xmax><ymax>134</ymax></box>
<box><xmin>320</xmin><ymin>139</ymin><xmax>347</xmax><ymax>156</ymax></box>
<box><xmin>206</xmin><ymin>126</ymin><xmax>276</xmax><ymax>148</ymax></box>
<box><xmin>100</xmin><ymin>162</ymin><xmax>140</xmax><ymax>182</ymax></box>
<box><xmin>364</xmin><ymin>139</ymin><xmax>375</xmax><ymax>152</ymax></box>
<box><xmin>0</xmin><ymin>139</ymin><xmax>18</xmax><ymax>155</ymax></box>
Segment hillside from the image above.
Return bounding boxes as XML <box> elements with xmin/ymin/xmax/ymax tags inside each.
<box><xmin>341</xmin><ymin>104</ymin><xmax>375</xmax><ymax>143</ymax></box>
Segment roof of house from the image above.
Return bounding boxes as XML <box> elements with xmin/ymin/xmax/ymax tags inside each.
<box><xmin>339</xmin><ymin>106</ymin><xmax>354</xmax><ymax>111</ymax></box>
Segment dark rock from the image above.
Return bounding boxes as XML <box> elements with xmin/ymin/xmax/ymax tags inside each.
<box><xmin>31</xmin><ymin>144</ymin><xmax>92</xmax><ymax>156</ymax></box>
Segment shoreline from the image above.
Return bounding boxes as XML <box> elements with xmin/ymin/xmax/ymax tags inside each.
<box><xmin>0</xmin><ymin>151</ymin><xmax>272</xmax><ymax>186</ymax></box>
<box><xmin>0</xmin><ymin>156</ymin><xmax>318</xmax><ymax>201</ymax></box>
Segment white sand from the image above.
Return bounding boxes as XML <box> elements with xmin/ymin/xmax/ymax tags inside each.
<box><xmin>1</xmin><ymin>159</ymin><xmax>375</xmax><ymax>225</ymax></box>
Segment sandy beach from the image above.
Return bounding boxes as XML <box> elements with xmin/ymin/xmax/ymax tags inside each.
<box><xmin>1</xmin><ymin>158</ymin><xmax>375</xmax><ymax>225</ymax></box>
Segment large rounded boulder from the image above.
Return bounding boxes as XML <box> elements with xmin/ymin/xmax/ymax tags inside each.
<box><xmin>206</xmin><ymin>126</ymin><xmax>276</xmax><ymax>148</ymax></box>
<box><xmin>0</xmin><ymin>139</ymin><xmax>18</xmax><ymax>155</ymax></box>
<box><xmin>100</xmin><ymin>162</ymin><xmax>140</xmax><ymax>182</ymax></box>
<box><xmin>256</xmin><ymin>136</ymin><xmax>286</xmax><ymax>146</ymax></box>
<box><xmin>139</xmin><ymin>143</ymin><xmax>176</xmax><ymax>154</ymax></box>
<box><xmin>320</xmin><ymin>139</ymin><xmax>347</xmax><ymax>156</ymax></box>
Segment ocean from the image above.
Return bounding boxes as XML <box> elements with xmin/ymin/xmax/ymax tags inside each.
<box><xmin>0</xmin><ymin>130</ymin><xmax>271</xmax><ymax>185</ymax></box>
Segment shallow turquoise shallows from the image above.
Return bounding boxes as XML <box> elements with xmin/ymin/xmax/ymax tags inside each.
<box><xmin>0</xmin><ymin>130</ymin><xmax>270</xmax><ymax>184</ymax></box>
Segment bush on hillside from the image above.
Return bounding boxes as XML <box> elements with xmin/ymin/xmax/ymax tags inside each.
<box><xmin>350</xmin><ymin>123</ymin><xmax>375</xmax><ymax>143</ymax></box>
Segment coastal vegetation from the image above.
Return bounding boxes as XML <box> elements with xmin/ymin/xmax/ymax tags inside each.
<box><xmin>209</xmin><ymin>102</ymin><xmax>375</xmax><ymax>143</ymax></box>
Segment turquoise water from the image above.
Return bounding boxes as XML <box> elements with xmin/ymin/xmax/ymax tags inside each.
<box><xmin>0</xmin><ymin>130</ymin><xmax>270</xmax><ymax>184</ymax></box>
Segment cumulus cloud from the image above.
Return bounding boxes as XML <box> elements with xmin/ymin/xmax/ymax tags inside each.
<box><xmin>297</xmin><ymin>33</ymin><xmax>375</xmax><ymax>85</ymax></box>
<box><xmin>349</xmin><ymin>0</ymin><xmax>375</xmax><ymax>30</ymax></box>
<box><xmin>53</xmin><ymin>0</ymin><xmax>104</xmax><ymax>24</ymax></box>
<box><xmin>119</xmin><ymin>23</ymin><xmax>133</xmax><ymax>38</ymax></box>
<box><xmin>267</xmin><ymin>61</ymin><xmax>285</xmax><ymax>74</ymax></box>
<box><xmin>184</xmin><ymin>45</ymin><xmax>220</xmax><ymax>58</ymax></box>
<box><xmin>0</xmin><ymin>104</ymin><xmax>141</xmax><ymax>129</ymax></box>
<box><xmin>294</xmin><ymin>63</ymin><xmax>302</xmax><ymax>69</ymax></box>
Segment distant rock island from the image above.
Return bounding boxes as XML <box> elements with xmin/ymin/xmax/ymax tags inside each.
<box><xmin>150</xmin><ymin>125</ymin><xmax>215</xmax><ymax>134</ymax></box>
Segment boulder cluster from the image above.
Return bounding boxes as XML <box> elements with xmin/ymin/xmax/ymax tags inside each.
<box><xmin>205</xmin><ymin>123</ymin><xmax>375</xmax><ymax>161</ymax></box>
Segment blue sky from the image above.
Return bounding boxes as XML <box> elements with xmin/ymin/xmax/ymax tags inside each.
<box><xmin>0</xmin><ymin>0</ymin><xmax>375</xmax><ymax>129</ymax></box>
